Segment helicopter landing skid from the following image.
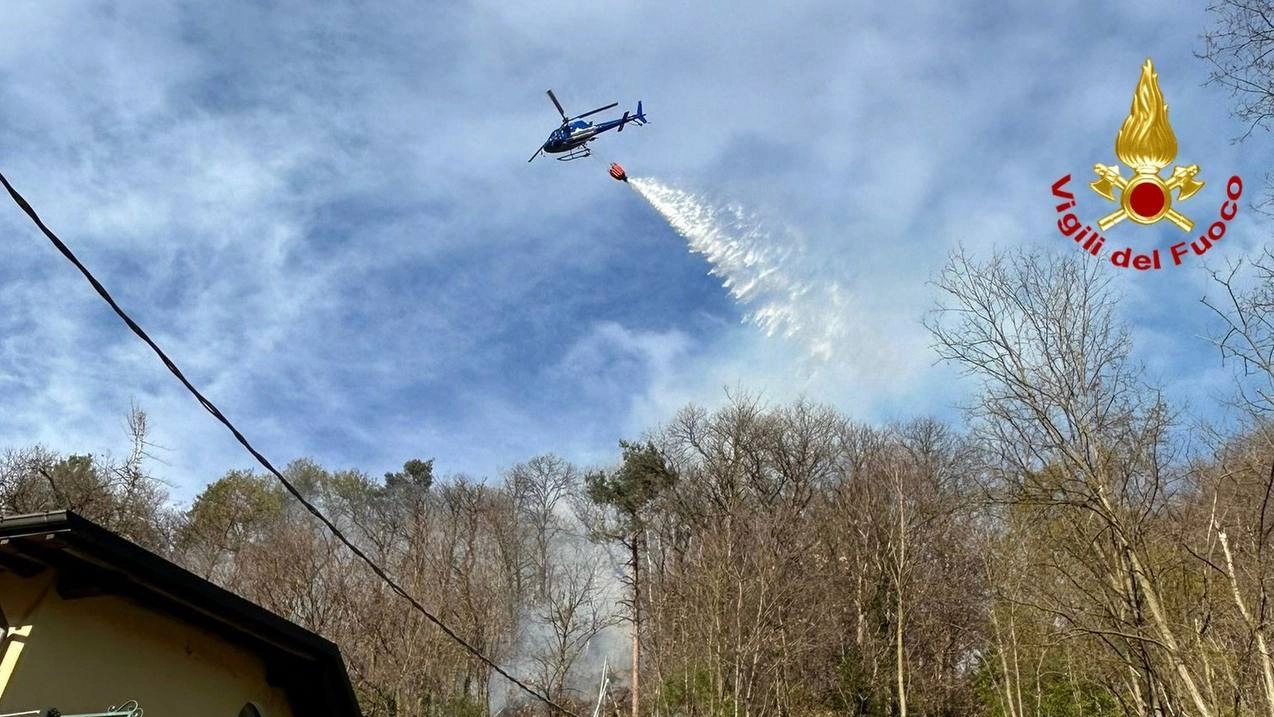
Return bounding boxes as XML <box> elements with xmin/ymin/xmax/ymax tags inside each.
<box><xmin>555</xmin><ymin>146</ymin><xmax>592</xmax><ymax>161</ymax></box>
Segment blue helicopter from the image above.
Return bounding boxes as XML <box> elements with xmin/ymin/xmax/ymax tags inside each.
<box><xmin>528</xmin><ymin>89</ymin><xmax>647</xmax><ymax>162</ymax></box>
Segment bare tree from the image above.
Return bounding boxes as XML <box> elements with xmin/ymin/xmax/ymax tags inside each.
<box><xmin>926</xmin><ymin>247</ymin><xmax>1210</xmax><ymax>717</ymax></box>
<box><xmin>528</xmin><ymin>547</ymin><xmax>621</xmax><ymax>706</ymax></box>
<box><xmin>1204</xmin><ymin>252</ymin><xmax>1274</xmax><ymax>418</ymax></box>
<box><xmin>1199</xmin><ymin>0</ymin><xmax>1274</xmax><ymax>213</ymax></box>
<box><xmin>0</xmin><ymin>406</ymin><xmax>171</xmax><ymax>551</ymax></box>
<box><xmin>1200</xmin><ymin>0</ymin><xmax>1274</xmax><ymax>140</ymax></box>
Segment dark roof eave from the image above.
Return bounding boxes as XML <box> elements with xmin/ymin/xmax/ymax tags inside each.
<box><xmin>0</xmin><ymin>510</ymin><xmax>362</xmax><ymax>716</ymax></box>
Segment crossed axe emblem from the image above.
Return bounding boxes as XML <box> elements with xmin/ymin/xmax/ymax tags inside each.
<box><xmin>1089</xmin><ymin>164</ymin><xmax>1205</xmax><ymax>232</ymax></box>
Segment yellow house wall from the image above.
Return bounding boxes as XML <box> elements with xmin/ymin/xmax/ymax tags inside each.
<box><xmin>0</xmin><ymin>569</ymin><xmax>298</xmax><ymax>717</ymax></box>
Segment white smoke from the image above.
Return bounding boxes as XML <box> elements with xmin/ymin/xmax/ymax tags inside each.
<box><xmin>487</xmin><ymin>529</ymin><xmax>630</xmax><ymax>715</ymax></box>
<box><xmin>627</xmin><ymin>177</ymin><xmax>849</xmax><ymax>365</ymax></box>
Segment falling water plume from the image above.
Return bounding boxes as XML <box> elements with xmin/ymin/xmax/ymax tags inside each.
<box><xmin>626</xmin><ymin>176</ymin><xmax>849</xmax><ymax>365</ymax></box>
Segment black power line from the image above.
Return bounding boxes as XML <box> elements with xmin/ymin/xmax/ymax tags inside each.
<box><xmin>0</xmin><ymin>170</ymin><xmax>577</xmax><ymax>717</ymax></box>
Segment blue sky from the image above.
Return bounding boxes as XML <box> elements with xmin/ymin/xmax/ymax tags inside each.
<box><xmin>0</xmin><ymin>1</ymin><xmax>1270</xmax><ymax>504</ymax></box>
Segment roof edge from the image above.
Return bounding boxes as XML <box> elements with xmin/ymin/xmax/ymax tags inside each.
<box><xmin>0</xmin><ymin>509</ymin><xmax>362</xmax><ymax>716</ymax></box>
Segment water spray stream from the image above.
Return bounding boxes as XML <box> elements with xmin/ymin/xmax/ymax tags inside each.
<box><xmin>624</xmin><ymin>176</ymin><xmax>849</xmax><ymax>365</ymax></box>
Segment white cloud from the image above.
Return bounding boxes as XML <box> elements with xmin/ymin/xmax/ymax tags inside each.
<box><xmin>0</xmin><ymin>0</ymin><xmax>1268</xmax><ymax>504</ymax></box>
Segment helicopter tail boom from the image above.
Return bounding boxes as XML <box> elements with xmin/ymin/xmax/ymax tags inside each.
<box><xmin>616</xmin><ymin>102</ymin><xmax>647</xmax><ymax>133</ymax></box>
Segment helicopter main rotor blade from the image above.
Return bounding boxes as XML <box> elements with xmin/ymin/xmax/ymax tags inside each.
<box><xmin>528</xmin><ymin>145</ymin><xmax>545</xmax><ymax>162</ymax></box>
<box><xmin>546</xmin><ymin>90</ymin><xmax>568</xmax><ymax>122</ymax></box>
<box><xmin>572</xmin><ymin>102</ymin><xmax>619</xmax><ymax>121</ymax></box>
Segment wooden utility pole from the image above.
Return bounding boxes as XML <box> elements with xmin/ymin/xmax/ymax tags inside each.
<box><xmin>631</xmin><ymin>535</ymin><xmax>641</xmax><ymax>717</ymax></box>
<box><xmin>894</xmin><ymin>472</ymin><xmax>908</xmax><ymax>717</ymax></box>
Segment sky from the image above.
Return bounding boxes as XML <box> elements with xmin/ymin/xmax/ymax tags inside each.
<box><xmin>0</xmin><ymin>1</ymin><xmax>1270</xmax><ymax>505</ymax></box>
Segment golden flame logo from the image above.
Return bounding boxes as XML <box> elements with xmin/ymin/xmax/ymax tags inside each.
<box><xmin>1115</xmin><ymin>60</ymin><xmax>1178</xmax><ymax>174</ymax></box>
<box><xmin>1088</xmin><ymin>58</ymin><xmax>1203</xmax><ymax>232</ymax></box>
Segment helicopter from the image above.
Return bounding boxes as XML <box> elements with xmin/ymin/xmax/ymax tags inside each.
<box><xmin>528</xmin><ymin>89</ymin><xmax>647</xmax><ymax>162</ymax></box>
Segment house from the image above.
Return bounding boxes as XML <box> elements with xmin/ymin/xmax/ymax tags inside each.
<box><xmin>0</xmin><ymin>511</ymin><xmax>361</xmax><ymax>717</ymax></box>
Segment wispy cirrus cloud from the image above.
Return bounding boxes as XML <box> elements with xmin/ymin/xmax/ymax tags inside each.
<box><xmin>0</xmin><ymin>1</ymin><xmax>1269</xmax><ymax>504</ymax></box>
